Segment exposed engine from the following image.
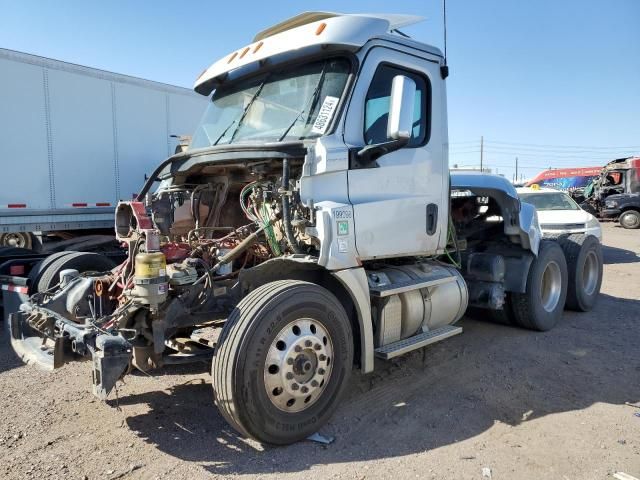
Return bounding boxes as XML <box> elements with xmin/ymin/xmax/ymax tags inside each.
<box><xmin>20</xmin><ymin>157</ymin><xmax>318</xmax><ymax>388</ymax></box>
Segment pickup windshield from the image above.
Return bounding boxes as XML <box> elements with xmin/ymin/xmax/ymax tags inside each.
<box><xmin>190</xmin><ymin>58</ymin><xmax>351</xmax><ymax>148</ymax></box>
<box><xmin>520</xmin><ymin>192</ymin><xmax>581</xmax><ymax>211</ymax></box>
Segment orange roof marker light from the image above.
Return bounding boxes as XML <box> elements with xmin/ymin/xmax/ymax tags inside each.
<box><xmin>194</xmin><ymin>14</ymin><xmax>428</xmax><ymax>95</ymax></box>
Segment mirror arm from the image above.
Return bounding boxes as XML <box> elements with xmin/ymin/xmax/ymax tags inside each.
<box><xmin>356</xmin><ymin>137</ymin><xmax>409</xmax><ymax>164</ymax></box>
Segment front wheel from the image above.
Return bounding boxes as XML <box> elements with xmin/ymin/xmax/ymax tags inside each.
<box><xmin>619</xmin><ymin>210</ymin><xmax>640</xmax><ymax>229</ymax></box>
<box><xmin>212</xmin><ymin>280</ymin><xmax>353</xmax><ymax>445</ymax></box>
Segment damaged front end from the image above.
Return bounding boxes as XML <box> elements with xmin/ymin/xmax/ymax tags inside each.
<box><xmin>9</xmin><ymin>273</ymin><xmax>134</xmax><ymax>399</ymax></box>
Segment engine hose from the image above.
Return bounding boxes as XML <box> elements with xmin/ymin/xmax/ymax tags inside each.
<box><xmin>281</xmin><ymin>158</ymin><xmax>304</xmax><ymax>254</ymax></box>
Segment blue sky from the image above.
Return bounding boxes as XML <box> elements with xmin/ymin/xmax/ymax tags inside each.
<box><xmin>2</xmin><ymin>0</ymin><xmax>639</xmax><ymax>181</ymax></box>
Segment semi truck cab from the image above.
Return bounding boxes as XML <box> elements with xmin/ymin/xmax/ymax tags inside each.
<box><xmin>5</xmin><ymin>12</ymin><xmax>604</xmax><ymax>445</ymax></box>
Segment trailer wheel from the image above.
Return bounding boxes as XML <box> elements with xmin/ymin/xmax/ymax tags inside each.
<box><xmin>619</xmin><ymin>210</ymin><xmax>640</xmax><ymax>229</ymax></box>
<box><xmin>511</xmin><ymin>240</ymin><xmax>568</xmax><ymax>331</ymax></box>
<box><xmin>558</xmin><ymin>234</ymin><xmax>603</xmax><ymax>311</ymax></box>
<box><xmin>212</xmin><ymin>280</ymin><xmax>353</xmax><ymax>445</ymax></box>
<box><xmin>0</xmin><ymin>232</ymin><xmax>33</xmax><ymax>250</ymax></box>
<box><xmin>37</xmin><ymin>252</ymin><xmax>116</xmax><ymax>292</ymax></box>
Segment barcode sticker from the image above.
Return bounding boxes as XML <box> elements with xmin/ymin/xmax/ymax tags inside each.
<box><xmin>311</xmin><ymin>96</ymin><xmax>339</xmax><ymax>134</ymax></box>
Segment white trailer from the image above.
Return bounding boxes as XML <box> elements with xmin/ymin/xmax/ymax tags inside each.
<box><xmin>0</xmin><ymin>48</ymin><xmax>207</xmax><ymax>249</ymax></box>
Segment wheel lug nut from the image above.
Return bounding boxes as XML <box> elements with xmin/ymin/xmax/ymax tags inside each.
<box><xmin>311</xmin><ymin>380</ymin><xmax>319</xmax><ymax>387</ymax></box>
<box><xmin>305</xmin><ymin>340</ymin><xmax>312</xmax><ymax>348</ymax></box>
<box><xmin>314</xmin><ymin>343</ymin><xmax>321</xmax><ymax>350</ymax></box>
<box><xmin>319</xmin><ymin>354</ymin><xmax>326</xmax><ymax>361</ymax></box>
<box><xmin>287</xmin><ymin>358</ymin><xmax>294</xmax><ymax>365</ymax></box>
<box><xmin>318</xmin><ymin>368</ymin><xmax>326</xmax><ymax>375</ymax></box>
<box><xmin>295</xmin><ymin>345</ymin><xmax>302</xmax><ymax>353</ymax></box>
<box><xmin>286</xmin><ymin>372</ymin><xmax>294</xmax><ymax>380</ymax></box>
<box><xmin>291</xmin><ymin>383</ymin><xmax>299</xmax><ymax>391</ymax></box>
<box><xmin>301</xmin><ymin>386</ymin><xmax>309</xmax><ymax>393</ymax></box>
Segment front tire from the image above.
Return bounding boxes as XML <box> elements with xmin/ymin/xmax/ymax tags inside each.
<box><xmin>619</xmin><ymin>210</ymin><xmax>640</xmax><ymax>229</ymax></box>
<box><xmin>212</xmin><ymin>280</ymin><xmax>353</xmax><ymax>445</ymax></box>
<box><xmin>511</xmin><ymin>240</ymin><xmax>568</xmax><ymax>331</ymax></box>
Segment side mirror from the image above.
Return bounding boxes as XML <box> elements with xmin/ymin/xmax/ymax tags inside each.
<box><xmin>355</xmin><ymin>75</ymin><xmax>417</xmax><ymax>166</ymax></box>
<box><xmin>387</xmin><ymin>75</ymin><xmax>417</xmax><ymax>141</ymax></box>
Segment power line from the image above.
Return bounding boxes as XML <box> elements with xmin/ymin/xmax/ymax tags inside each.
<box><xmin>450</xmin><ymin>139</ymin><xmax>640</xmax><ymax>151</ymax></box>
<box><xmin>484</xmin><ymin>139</ymin><xmax>640</xmax><ymax>150</ymax></box>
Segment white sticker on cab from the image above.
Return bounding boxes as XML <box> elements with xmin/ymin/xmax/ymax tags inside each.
<box><xmin>311</xmin><ymin>96</ymin><xmax>339</xmax><ymax>135</ymax></box>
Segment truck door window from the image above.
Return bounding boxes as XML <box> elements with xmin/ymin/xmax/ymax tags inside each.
<box><xmin>364</xmin><ymin>64</ymin><xmax>429</xmax><ymax>147</ymax></box>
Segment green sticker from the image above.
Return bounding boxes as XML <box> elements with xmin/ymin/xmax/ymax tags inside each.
<box><xmin>337</xmin><ymin>221</ymin><xmax>349</xmax><ymax>236</ymax></box>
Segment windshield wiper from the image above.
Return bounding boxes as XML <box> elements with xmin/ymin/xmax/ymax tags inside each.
<box><xmin>226</xmin><ymin>74</ymin><xmax>270</xmax><ymax>144</ymax></box>
<box><xmin>212</xmin><ymin>119</ymin><xmax>237</xmax><ymax>146</ymax></box>
<box><xmin>277</xmin><ymin>64</ymin><xmax>328</xmax><ymax>142</ymax></box>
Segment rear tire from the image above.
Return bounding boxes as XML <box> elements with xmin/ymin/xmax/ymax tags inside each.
<box><xmin>619</xmin><ymin>210</ymin><xmax>640</xmax><ymax>229</ymax></box>
<box><xmin>511</xmin><ymin>240</ymin><xmax>568</xmax><ymax>331</ymax></box>
<box><xmin>37</xmin><ymin>252</ymin><xmax>116</xmax><ymax>292</ymax></box>
<box><xmin>558</xmin><ymin>234</ymin><xmax>603</xmax><ymax>311</ymax></box>
<box><xmin>212</xmin><ymin>280</ymin><xmax>353</xmax><ymax>445</ymax></box>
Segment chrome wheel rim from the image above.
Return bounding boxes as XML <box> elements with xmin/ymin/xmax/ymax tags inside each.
<box><xmin>264</xmin><ymin>318</ymin><xmax>333</xmax><ymax>413</ymax></box>
<box><xmin>3</xmin><ymin>233</ymin><xmax>27</xmax><ymax>248</ymax></box>
<box><xmin>582</xmin><ymin>250</ymin><xmax>599</xmax><ymax>296</ymax></box>
<box><xmin>622</xmin><ymin>213</ymin><xmax>639</xmax><ymax>228</ymax></box>
<box><xmin>540</xmin><ymin>260</ymin><xmax>562</xmax><ymax>312</ymax></box>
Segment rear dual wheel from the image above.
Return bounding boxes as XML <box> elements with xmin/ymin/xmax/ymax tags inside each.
<box><xmin>511</xmin><ymin>240</ymin><xmax>568</xmax><ymax>331</ymax></box>
<box><xmin>558</xmin><ymin>234</ymin><xmax>603</xmax><ymax>311</ymax></box>
<box><xmin>212</xmin><ymin>280</ymin><xmax>353</xmax><ymax>445</ymax></box>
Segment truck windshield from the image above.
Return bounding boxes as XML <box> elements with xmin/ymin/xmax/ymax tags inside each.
<box><xmin>190</xmin><ymin>58</ymin><xmax>351</xmax><ymax>148</ymax></box>
<box><xmin>519</xmin><ymin>192</ymin><xmax>581</xmax><ymax>211</ymax></box>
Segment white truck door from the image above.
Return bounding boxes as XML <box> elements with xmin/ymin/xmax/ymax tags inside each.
<box><xmin>344</xmin><ymin>47</ymin><xmax>447</xmax><ymax>259</ymax></box>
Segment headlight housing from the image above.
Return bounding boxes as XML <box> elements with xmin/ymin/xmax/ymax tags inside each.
<box><xmin>586</xmin><ymin>216</ymin><xmax>600</xmax><ymax>229</ymax></box>
<box><xmin>605</xmin><ymin>199</ymin><xmax>618</xmax><ymax>208</ymax></box>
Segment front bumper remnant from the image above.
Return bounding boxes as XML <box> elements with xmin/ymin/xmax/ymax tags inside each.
<box><xmin>9</xmin><ymin>308</ymin><xmax>132</xmax><ymax>399</ymax></box>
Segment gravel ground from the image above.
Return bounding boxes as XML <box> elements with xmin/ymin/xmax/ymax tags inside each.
<box><xmin>0</xmin><ymin>223</ymin><xmax>639</xmax><ymax>480</ymax></box>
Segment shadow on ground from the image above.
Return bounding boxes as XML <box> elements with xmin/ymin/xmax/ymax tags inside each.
<box><xmin>114</xmin><ymin>293</ymin><xmax>640</xmax><ymax>476</ymax></box>
<box><xmin>0</xmin><ymin>317</ymin><xmax>24</xmax><ymax>375</ymax></box>
<box><xmin>602</xmin><ymin>243</ymin><xmax>639</xmax><ymax>265</ymax></box>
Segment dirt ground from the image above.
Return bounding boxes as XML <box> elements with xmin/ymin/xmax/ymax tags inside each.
<box><xmin>0</xmin><ymin>223</ymin><xmax>639</xmax><ymax>480</ymax></box>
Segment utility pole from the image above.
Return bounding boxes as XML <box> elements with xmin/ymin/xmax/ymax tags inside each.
<box><xmin>515</xmin><ymin>156</ymin><xmax>518</xmax><ymax>181</ymax></box>
<box><xmin>480</xmin><ymin>136</ymin><xmax>484</xmax><ymax>172</ymax></box>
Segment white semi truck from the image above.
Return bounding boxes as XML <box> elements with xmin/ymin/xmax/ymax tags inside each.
<box><xmin>0</xmin><ymin>48</ymin><xmax>207</xmax><ymax>250</ymax></box>
<box><xmin>5</xmin><ymin>13</ymin><xmax>603</xmax><ymax>445</ymax></box>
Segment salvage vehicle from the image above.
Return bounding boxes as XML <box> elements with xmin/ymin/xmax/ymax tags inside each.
<box><xmin>576</xmin><ymin>157</ymin><xmax>640</xmax><ymax>229</ymax></box>
<box><xmin>516</xmin><ymin>187</ymin><xmax>602</xmax><ymax>241</ymax></box>
<box><xmin>4</xmin><ymin>12</ymin><xmax>604</xmax><ymax>445</ymax></box>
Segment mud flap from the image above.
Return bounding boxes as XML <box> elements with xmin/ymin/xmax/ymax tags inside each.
<box><xmin>92</xmin><ymin>335</ymin><xmax>132</xmax><ymax>400</ymax></box>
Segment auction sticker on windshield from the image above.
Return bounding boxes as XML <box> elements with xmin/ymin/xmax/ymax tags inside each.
<box><xmin>311</xmin><ymin>96</ymin><xmax>339</xmax><ymax>134</ymax></box>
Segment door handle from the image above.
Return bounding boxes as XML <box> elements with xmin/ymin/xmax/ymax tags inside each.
<box><xmin>426</xmin><ymin>204</ymin><xmax>438</xmax><ymax>235</ymax></box>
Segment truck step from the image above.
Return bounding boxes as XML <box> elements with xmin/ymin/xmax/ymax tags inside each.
<box><xmin>369</xmin><ymin>274</ymin><xmax>456</xmax><ymax>297</ymax></box>
<box><xmin>374</xmin><ymin>325</ymin><xmax>463</xmax><ymax>360</ymax></box>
